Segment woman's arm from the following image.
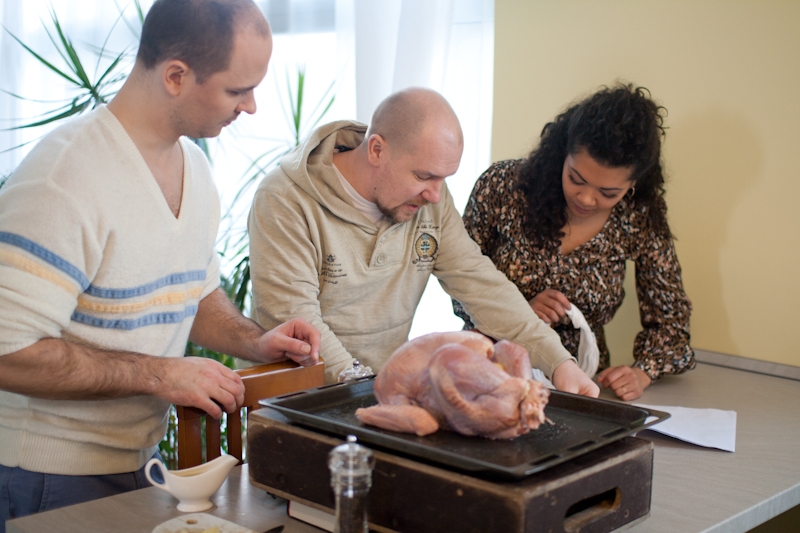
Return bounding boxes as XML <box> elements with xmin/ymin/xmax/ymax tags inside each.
<box><xmin>598</xmin><ymin>213</ymin><xmax>694</xmax><ymax>401</ymax></box>
<box><xmin>632</xmin><ymin>220</ymin><xmax>696</xmax><ymax>381</ymax></box>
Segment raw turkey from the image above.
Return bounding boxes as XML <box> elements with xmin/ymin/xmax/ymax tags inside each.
<box><xmin>355</xmin><ymin>331</ymin><xmax>549</xmax><ymax>439</ymax></box>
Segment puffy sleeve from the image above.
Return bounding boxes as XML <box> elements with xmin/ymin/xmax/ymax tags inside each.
<box><xmin>630</xmin><ymin>207</ymin><xmax>696</xmax><ymax>380</ymax></box>
<box><xmin>453</xmin><ymin>161</ymin><xmax>515</xmax><ymax>326</ymax></box>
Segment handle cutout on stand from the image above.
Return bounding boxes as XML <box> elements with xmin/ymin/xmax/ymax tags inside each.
<box><xmin>563</xmin><ymin>487</ymin><xmax>621</xmax><ymax>532</ymax></box>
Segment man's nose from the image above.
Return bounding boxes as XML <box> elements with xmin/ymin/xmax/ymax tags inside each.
<box><xmin>238</xmin><ymin>92</ymin><xmax>257</xmax><ymax>115</ymax></box>
<box><xmin>422</xmin><ymin>180</ymin><xmax>443</xmax><ymax>204</ymax></box>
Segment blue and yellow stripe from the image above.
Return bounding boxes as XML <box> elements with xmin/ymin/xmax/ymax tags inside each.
<box><xmin>0</xmin><ymin>231</ymin><xmax>208</xmax><ymax>331</ymax></box>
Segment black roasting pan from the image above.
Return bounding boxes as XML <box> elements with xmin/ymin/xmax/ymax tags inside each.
<box><xmin>259</xmin><ymin>378</ymin><xmax>669</xmax><ymax>479</ymax></box>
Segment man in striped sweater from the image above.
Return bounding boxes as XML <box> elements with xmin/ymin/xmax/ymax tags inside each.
<box><xmin>0</xmin><ymin>0</ymin><xmax>319</xmax><ymax>526</ymax></box>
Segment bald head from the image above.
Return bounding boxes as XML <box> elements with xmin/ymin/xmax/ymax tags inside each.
<box><xmin>137</xmin><ymin>0</ymin><xmax>271</xmax><ymax>83</ymax></box>
<box><xmin>367</xmin><ymin>88</ymin><xmax>463</xmax><ymax>155</ymax></box>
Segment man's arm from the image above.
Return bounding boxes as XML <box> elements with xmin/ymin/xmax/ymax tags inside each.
<box><xmin>189</xmin><ymin>288</ymin><xmax>320</xmax><ymax>366</ymax></box>
<box><xmin>0</xmin><ymin>338</ymin><xmax>244</xmax><ymax>419</ymax></box>
<box><xmin>0</xmin><ymin>289</ymin><xmax>320</xmax><ymax>419</ymax></box>
<box><xmin>552</xmin><ymin>358</ymin><xmax>601</xmax><ymax>397</ymax></box>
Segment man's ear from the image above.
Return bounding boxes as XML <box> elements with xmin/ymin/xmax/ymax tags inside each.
<box><xmin>366</xmin><ymin>134</ymin><xmax>388</xmax><ymax>167</ymax></box>
<box><xmin>162</xmin><ymin>60</ymin><xmax>192</xmax><ymax>97</ymax></box>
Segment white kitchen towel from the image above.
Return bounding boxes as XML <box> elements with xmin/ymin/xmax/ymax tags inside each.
<box><xmin>564</xmin><ymin>303</ymin><xmax>600</xmax><ymax>378</ymax></box>
<box><xmin>531</xmin><ymin>368</ymin><xmax>555</xmax><ymax>389</ymax></box>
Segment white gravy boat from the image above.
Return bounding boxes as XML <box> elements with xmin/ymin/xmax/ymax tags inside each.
<box><xmin>145</xmin><ymin>454</ymin><xmax>238</xmax><ymax>512</ymax></box>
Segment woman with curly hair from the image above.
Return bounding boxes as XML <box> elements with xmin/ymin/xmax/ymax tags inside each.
<box><xmin>454</xmin><ymin>84</ymin><xmax>695</xmax><ymax>401</ymax></box>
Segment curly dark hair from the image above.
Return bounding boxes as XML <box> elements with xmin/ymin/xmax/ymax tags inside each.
<box><xmin>516</xmin><ymin>84</ymin><xmax>670</xmax><ymax>247</ymax></box>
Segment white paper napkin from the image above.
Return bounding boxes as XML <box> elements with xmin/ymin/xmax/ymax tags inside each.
<box><xmin>636</xmin><ymin>404</ymin><xmax>737</xmax><ymax>452</ymax></box>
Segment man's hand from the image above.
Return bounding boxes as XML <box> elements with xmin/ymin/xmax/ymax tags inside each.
<box><xmin>256</xmin><ymin>317</ymin><xmax>321</xmax><ymax>367</ymax></box>
<box><xmin>529</xmin><ymin>289</ymin><xmax>571</xmax><ymax>324</ymax></box>
<box><xmin>0</xmin><ymin>338</ymin><xmax>245</xmax><ymax>420</ymax></box>
<box><xmin>552</xmin><ymin>359</ymin><xmax>600</xmax><ymax>397</ymax></box>
<box><xmin>597</xmin><ymin>365</ymin><xmax>651</xmax><ymax>401</ymax></box>
<box><xmin>154</xmin><ymin>357</ymin><xmax>245</xmax><ymax>419</ymax></box>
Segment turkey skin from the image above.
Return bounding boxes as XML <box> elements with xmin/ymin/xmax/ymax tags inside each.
<box><xmin>355</xmin><ymin>331</ymin><xmax>549</xmax><ymax>439</ymax></box>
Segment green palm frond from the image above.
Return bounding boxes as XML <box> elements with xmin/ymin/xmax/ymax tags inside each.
<box><xmin>0</xmin><ymin>89</ymin><xmax>81</xmax><ymax>105</ymax></box>
<box><xmin>0</xmin><ymin>137</ymin><xmax>42</xmax><ymax>155</ymax></box>
<box><xmin>289</xmin><ymin>68</ymin><xmax>305</xmax><ymax>145</ymax></box>
<box><xmin>221</xmin><ymin>67</ymin><xmax>337</xmax><ymax>228</ymax></box>
<box><xmin>10</xmin><ymin>97</ymin><xmax>94</xmax><ymax>129</ymax></box>
<box><xmin>2</xmin><ymin>7</ymin><xmax>133</xmax><ymax>136</ymax></box>
<box><xmin>118</xmin><ymin>0</ymin><xmax>146</xmax><ymax>37</ymax></box>
<box><xmin>279</xmin><ymin>67</ymin><xmax>337</xmax><ymax>148</ymax></box>
<box><xmin>4</xmin><ymin>28</ymin><xmax>80</xmax><ymax>87</ymax></box>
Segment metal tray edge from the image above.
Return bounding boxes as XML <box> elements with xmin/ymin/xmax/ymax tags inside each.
<box><xmin>257</xmin><ymin>380</ymin><xmax>671</xmax><ymax>479</ymax></box>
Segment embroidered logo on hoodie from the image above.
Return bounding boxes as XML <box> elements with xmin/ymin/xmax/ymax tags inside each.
<box><xmin>412</xmin><ymin>233</ymin><xmax>438</xmax><ymax>264</ymax></box>
<box><xmin>321</xmin><ymin>254</ymin><xmax>346</xmax><ymax>285</ymax></box>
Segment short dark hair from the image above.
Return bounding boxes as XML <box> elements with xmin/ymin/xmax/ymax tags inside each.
<box><xmin>136</xmin><ymin>0</ymin><xmax>269</xmax><ymax>83</ymax></box>
<box><xmin>516</xmin><ymin>83</ymin><xmax>670</xmax><ymax>245</ymax></box>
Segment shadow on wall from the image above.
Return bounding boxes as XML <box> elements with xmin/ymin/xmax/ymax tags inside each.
<box><xmin>667</xmin><ymin>109</ymin><xmax>763</xmax><ymax>356</ymax></box>
<box><xmin>605</xmin><ymin>108</ymin><xmax>762</xmax><ymax>363</ymax></box>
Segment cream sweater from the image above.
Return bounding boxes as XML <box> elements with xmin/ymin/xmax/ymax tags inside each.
<box><xmin>0</xmin><ymin>106</ymin><xmax>220</xmax><ymax>475</ymax></box>
<box><xmin>249</xmin><ymin>121</ymin><xmax>573</xmax><ymax>383</ymax></box>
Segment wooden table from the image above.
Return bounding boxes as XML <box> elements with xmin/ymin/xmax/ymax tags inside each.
<box><xmin>7</xmin><ymin>351</ymin><xmax>800</xmax><ymax>533</ymax></box>
<box><xmin>5</xmin><ymin>464</ymin><xmax>319</xmax><ymax>533</ymax></box>
<box><xmin>622</xmin><ymin>350</ymin><xmax>800</xmax><ymax>533</ymax></box>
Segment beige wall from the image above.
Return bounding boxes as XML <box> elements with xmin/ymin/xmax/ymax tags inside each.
<box><xmin>493</xmin><ymin>1</ymin><xmax>800</xmax><ymax>367</ymax></box>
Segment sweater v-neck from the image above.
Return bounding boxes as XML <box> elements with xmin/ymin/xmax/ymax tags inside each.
<box><xmin>98</xmin><ymin>106</ymin><xmax>190</xmax><ymax>226</ymax></box>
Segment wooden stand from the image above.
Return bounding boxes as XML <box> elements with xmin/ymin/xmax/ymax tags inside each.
<box><xmin>248</xmin><ymin>408</ymin><xmax>654</xmax><ymax>533</ymax></box>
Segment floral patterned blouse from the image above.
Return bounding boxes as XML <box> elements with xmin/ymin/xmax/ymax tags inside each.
<box><xmin>454</xmin><ymin>160</ymin><xmax>696</xmax><ymax>381</ymax></box>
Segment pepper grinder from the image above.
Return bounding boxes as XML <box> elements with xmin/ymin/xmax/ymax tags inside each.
<box><xmin>337</xmin><ymin>360</ymin><xmax>374</xmax><ymax>383</ymax></box>
<box><xmin>328</xmin><ymin>435</ymin><xmax>375</xmax><ymax>533</ymax></box>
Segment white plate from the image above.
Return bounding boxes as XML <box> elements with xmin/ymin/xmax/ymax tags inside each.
<box><xmin>152</xmin><ymin>513</ymin><xmax>257</xmax><ymax>533</ymax></box>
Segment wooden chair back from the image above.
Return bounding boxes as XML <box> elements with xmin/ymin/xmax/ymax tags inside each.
<box><xmin>176</xmin><ymin>360</ymin><xmax>325</xmax><ymax>469</ymax></box>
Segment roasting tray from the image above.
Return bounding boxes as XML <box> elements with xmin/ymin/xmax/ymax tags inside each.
<box><xmin>259</xmin><ymin>378</ymin><xmax>669</xmax><ymax>479</ymax></box>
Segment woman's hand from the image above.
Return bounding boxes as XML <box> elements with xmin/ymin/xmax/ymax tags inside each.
<box><xmin>596</xmin><ymin>366</ymin><xmax>652</xmax><ymax>401</ymax></box>
<box><xmin>529</xmin><ymin>289</ymin><xmax>571</xmax><ymax>324</ymax></box>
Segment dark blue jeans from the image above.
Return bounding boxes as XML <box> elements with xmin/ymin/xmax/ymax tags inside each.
<box><xmin>0</xmin><ymin>452</ymin><xmax>161</xmax><ymax>533</ymax></box>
